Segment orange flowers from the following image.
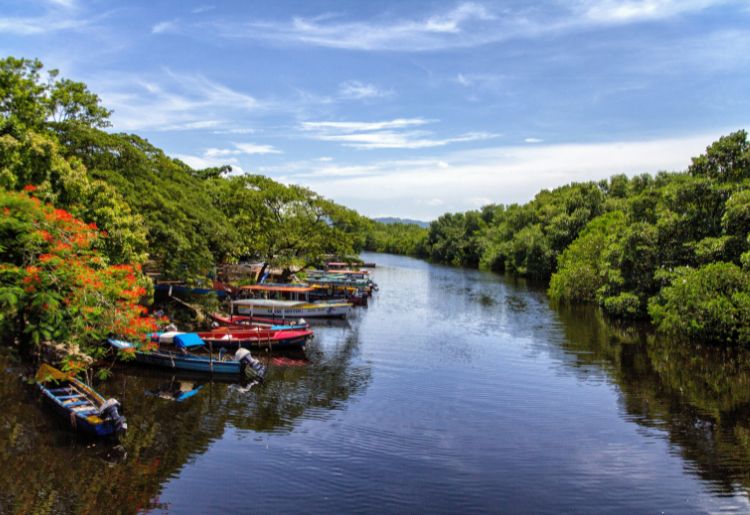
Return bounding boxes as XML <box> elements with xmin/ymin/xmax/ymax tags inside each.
<box><xmin>3</xmin><ymin>188</ymin><xmax>157</xmax><ymax>366</ymax></box>
<box><xmin>22</xmin><ymin>184</ymin><xmax>37</xmax><ymax>192</ymax></box>
<box><xmin>37</xmin><ymin>230</ymin><xmax>54</xmax><ymax>242</ymax></box>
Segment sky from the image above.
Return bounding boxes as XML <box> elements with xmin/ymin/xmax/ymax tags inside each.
<box><xmin>1</xmin><ymin>0</ymin><xmax>749</xmax><ymax>220</ymax></box>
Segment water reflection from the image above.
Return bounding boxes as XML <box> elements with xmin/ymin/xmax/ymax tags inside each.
<box><xmin>0</xmin><ymin>320</ymin><xmax>371</xmax><ymax>513</ymax></box>
<box><xmin>555</xmin><ymin>304</ymin><xmax>750</xmax><ymax>498</ymax></box>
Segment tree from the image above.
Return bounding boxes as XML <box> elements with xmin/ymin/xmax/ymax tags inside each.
<box><xmin>0</xmin><ymin>57</ymin><xmax>111</xmax><ymax>130</ymax></box>
<box><xmin>0</xmin><ymin>57</ymin><xmax>47</xmax><ymax>128</ymax></box>
<box><xmin>648</xmin><ymin>262</ymin><xmax>750</xmax><ymax>345</ymax></box>
<box><xmin>48</xmin><ymin>77</ymin><xmax>112</xmax><ymax>128</ymax></box>
<box><xmin>0</xmin><ymin>188</ymin><xmax>158</xmax><ymax>371</ymax></box>
<box><xmin>205</xmin><ymin>175</ymin><xmax>366</xmax><ymax>276</ymax></box>
<box><xmin>549</xmin><ymin>211</ymin><xmax>627</xmax><ymax>304</ymax></box>
<box><xmin>688</xmin><ymin>130</ymin><xmax>750</xmax><ymax>182</ymax></box>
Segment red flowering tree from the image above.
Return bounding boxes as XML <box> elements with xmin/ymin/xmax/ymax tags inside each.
<box><xmin>1</xmin><ymin>187</ymin><xmax>159</xmax><ymax>373</ymax></box>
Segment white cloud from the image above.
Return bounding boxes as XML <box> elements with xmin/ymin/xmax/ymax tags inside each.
<box><xmin>233</xmin><ymin>143</ymin><xmax>282</xmax><ymax>155</ymax></box>
<box><xmin>214</xmin><ymin>2</ymin><xmax>510</xmax><ymax>51</ymax></box>
<box><xmin>524</xmin><ymin>138</ymin><xmax>543</xmax><ymax>143</ymax></box>
<box><xmin>152</xmin><ymin>20</ymin><xmax>179</xmax><ymax>34</ymax></box>
<box><xmin>301</xmin><ymin>118</ymin><xmax>431</xmax><ymax>132</ymax></box>
<box><xmin>312</xmin><ymin>130</ymin><xmax>499</xmax><ymax>150</ymax></box>
<box><xmin>99</xmin><ymin>69</ymin><xmax>261</xmax><ymax>132</ymax></box>
<box><xmin>161</xmin><ymin>120</ymin><xmax>223</xmax><ymax>131</ymax></box>
<box><xmin>210</xmin><ymin>0</ymin><xmax>735</xmax><ymax>51</ymax></box>
<box><xmin>338</xmin><ymin>80</ymin><xmax>392</xmax><ymax>100</ymax></box>
<box><xmin>454</xmin><ymin>72</ymin><xmax>506</xmax><ymax>90</ymax></box>
<box><xmin>176</xmin><ymin>142</ymin><xmax>280</xmax><ymax>171</ymax></box>
<box><xmin>581</xmin><ymin>0</ymin><xmax>731</xmax><ymax>23</ymax></box>
<box><xmin>192</xmin><ymin>5</ymin><xmax>215</xmax><ymax>14</ymax></box>
<box><xmin>0</xmin><ymin>15</ymin><xmax>89</xmax><ymax>35</ymax></box>
<box><xmin>456</xmin><ymin>73</ymin><xmax>471</xmax><ymax>86</ymax></box>
<box><xmin>173</xmin><ymin>153</ymin><xmax>244</xmax><ymax>173</ymax></box>
<box><xmin>47</xmin><ymin>0</ymin><xmax>77</xmax><ymax>8</ymax></box>
<box><xmin>301</xmin><ymin>118</ymin><xmax>498</xmax><ymax>149</ymax></box>
<box><xmin>0</xmin><ymin>0</ymin><xmax>106</xmax><ymax>35</ymax></box>
<box><xmin>203</xmin><ymin>148</ymin><xmax>240</xmax><ymax>158</ymax></box>
<box><xmin>212</xmin><ymin>128</ymin><xmax>255</xmax><ymax>134</ymax></box>
<box><xmin>273</xmin><ymin>130</ymin><xmax>738</xmax><ymax>219</ymax></box>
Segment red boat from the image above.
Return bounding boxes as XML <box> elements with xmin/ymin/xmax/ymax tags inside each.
<box><xmin>198</xmin><ymin>326</ymin><xmax>312</xmax><ymax>349</ymax></box>
<box><xmin>210</xmin><ymin>313</ymin><xmax>310</xmax><ymax>330</ymax></box>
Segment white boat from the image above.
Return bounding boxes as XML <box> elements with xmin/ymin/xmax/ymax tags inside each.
<box><xmin>232</xmin><ymin>298</ymin><xmax>352</xmax><ymax>318</ymax></box>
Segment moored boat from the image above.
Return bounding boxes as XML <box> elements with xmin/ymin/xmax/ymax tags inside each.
<box><xmin>108</xmin><ymin>335</ymin><xmax>266</xmax><ymax>380</ymax></box>
<box><xmin>197</xmin><ymin>326</ymin><xmax>312</xmax><ymax>348</ymax></box>
<box><xmin>232</xmin><ymin>298</ymin><xmax>352</xmax><ymax>318</ymax></box>
<box><xmin>36</xmin><ymin>364</ymin><xmax>127</xmax><ymax>437</ymax></box>
<box><xmin>210</xmin><ymin>312</ymin><xmax>310</xmax><ymax>331</ymax></box>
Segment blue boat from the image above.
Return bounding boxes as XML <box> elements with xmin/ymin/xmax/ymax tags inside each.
<box><xmin>35</xmin><ymin>364</ymin><xmax>127</xmax><ymax>438</ymax></box>
<box><xmin>108</xmin><ymin>334</ymin><xmax>266</xmax><ymax>381</ymax></box>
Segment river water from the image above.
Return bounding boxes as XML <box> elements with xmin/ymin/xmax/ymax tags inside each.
<box><xmin>3</xmin><ymin>252</ymin><xmax>750</xmax><ymax>513</ymax></box>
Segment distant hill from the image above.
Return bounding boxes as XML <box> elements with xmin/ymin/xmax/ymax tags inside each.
<box><xmin>374</xmin><ymin>217</ymin><xmax>430</xmax><ymax>228</ymax></box>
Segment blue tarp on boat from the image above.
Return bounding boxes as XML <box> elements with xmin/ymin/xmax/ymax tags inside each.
<box><xmin>174</xmin><ymin>333</ymin><xmax>205</xmax><ymax>349</ymax></box>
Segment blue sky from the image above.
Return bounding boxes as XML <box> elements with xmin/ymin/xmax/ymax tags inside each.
<box><xmin>2</xmin><ymin>0</ymin><xmax>749</xmax><ymax>219</ymax></box>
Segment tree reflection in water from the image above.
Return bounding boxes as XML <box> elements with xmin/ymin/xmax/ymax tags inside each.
<box><xmin>555</xmin><ymin>304</ymin><xmax>750</xmax><ymax>498</ymax></box>
<box><xmin>0</xmin><ymin>329</ymin><xmax>371</xmax><ymax>513</ymax></box>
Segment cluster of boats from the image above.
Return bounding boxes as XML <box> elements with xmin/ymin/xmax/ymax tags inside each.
<box><xmin>33</xmin><ymin>262</ymin><xmax>378</xmax><ymax>439</ymax></box>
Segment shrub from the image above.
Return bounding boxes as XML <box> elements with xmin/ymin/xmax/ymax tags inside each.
<box><xmin>648</xmin><ymin>262</ymin><xmax>750</xmax><ymax>345</ymax></box>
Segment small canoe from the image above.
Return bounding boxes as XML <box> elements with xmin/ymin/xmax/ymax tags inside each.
<box><xmin>36</xmin><ymin>364</ymin><xmax>127</xmax><ymax>437</ymax></box>
<box><xmin>108</xmin><ymin>337</ymin><xmax>266</xmax><ymax>380</ymax></box>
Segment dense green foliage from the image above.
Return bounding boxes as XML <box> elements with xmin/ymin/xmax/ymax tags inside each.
<box><xmin>401</xmin><ymin>130</ymin><xmax>750</xmax><ymax>344</ymax></box>
<box><xmin>364</xmin><ymin>220</ymin><xmax>427</xmax><ymax>256</ymax></box>
<box><xmin>0</xmin><ymin>56</ymin><xmax>370</xmax><ymax>363</ymax></box>
<box><xmin>648</xmin><ymin>262</ymin><xmax>750</xmax><ymax>344</ymax></box>
<box><xmin>1</xmin><ymin>57</ymin><xmax>368</xmax><ymax>284</ymax></box>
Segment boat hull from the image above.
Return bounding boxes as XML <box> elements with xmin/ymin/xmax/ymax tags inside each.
<box><xmin>108</xmin><ymin>339</ymin><xmax>263</xmax><ymax>378</ymax></box>
<box><xmin>198</xmin><ymin>332</ymin><xmax>311</xmax><ymax>349</ymax></box>
<box><xmin>234</xmin><ymin>302</ymin><xmax>352</xmax><ymax>319</ymax></box>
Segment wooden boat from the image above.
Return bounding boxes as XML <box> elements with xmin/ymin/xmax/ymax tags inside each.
<box><xmin>197</xmin><ymin>326</ymin><xmax>313</xmax><ymax>349</ymax></box>
<box><xmin>154</xmin><ymin>282</ymin><xmax>231</xmax><ymax>299</ymax></box>
<box><xmin>108</xmin><ymin>335</ymin><xmax>266</xmax><ymax>380</ymax></box>
<box><xmin>232</xmin><ymin>298</ymin><xmax>352</xmax><ymax>318</ymax></box>
<box><xmin>210</xmin><ymin>312</ymin><xmax>310</xmax><ymax>330</ymax></box>
<box><xmin>35</xmin><ymin>364</ymin><xmax>127</xmax><ymax>437</ymax></box>
<box><xmin>305</xmin><ymin>271</ymin><xmax>378</xmax><ymax>294</ymax></box>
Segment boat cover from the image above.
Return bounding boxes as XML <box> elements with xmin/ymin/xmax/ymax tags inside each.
<box><xmin>174</xmin><ymin>333</ymin><xmax>205</xmax><ymax>349</ymax></box>
<box><xmin>233</xmin><ymin>299</ymin><xmax>307</xmax><ymax>308</ymax></box>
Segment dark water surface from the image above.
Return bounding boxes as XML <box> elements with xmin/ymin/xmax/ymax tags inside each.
<box><xmin>4</xmin><ymin>253</ymin><xmax>750</xmax><ymax>513</ymax></box>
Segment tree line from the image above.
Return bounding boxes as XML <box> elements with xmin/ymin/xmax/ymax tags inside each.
<box><xmin>365</xmin><ymin>131</ymin><xmax>750</xmax><ymax>345</ymax></box>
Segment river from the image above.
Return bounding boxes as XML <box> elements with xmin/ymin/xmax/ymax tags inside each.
<box><xmin>3</xmin><ymin>252</ymin><xmax>750</xmax><ymax>513</ymax></box>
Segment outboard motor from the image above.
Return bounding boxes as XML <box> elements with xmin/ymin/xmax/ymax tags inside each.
<box><xmin>235</xmin><ymin>348</ymin><xmax>267</xmax><ymax>382</ymax></box>
<box><xmin>99</xmin><ymin>398</ymin><xmax>127</xmax><ymax>433</ymax></box>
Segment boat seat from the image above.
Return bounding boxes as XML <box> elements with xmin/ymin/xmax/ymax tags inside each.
<box><xmin>74</xmin><ymin>407</ymin><xmax>97</xmax><ymax>414</ymax></box>
<box><xmin>58</xmin><ymin>394</ymin><xmax>84</xmax><ymax>400</ymax></box>
<box><xmin>49</xmin><ymin>388</ymin><xmax>73</xmax><ymax>394</ymax></box>
<box><xmin>64</xmin><ymin>401</ymin><xmax>90</xmax><ymax>407</ymax></box>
